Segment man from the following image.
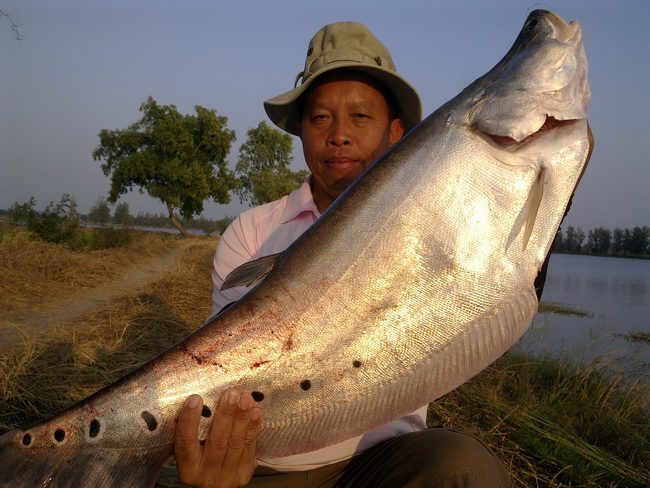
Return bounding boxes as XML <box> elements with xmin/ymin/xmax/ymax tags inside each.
<box><xmin>170</xmin><ymin>22</ymin><xmax>512</xmax><ymax>488</ymax></box>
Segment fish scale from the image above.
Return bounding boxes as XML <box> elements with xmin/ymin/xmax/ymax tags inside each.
<box><xmin>0</xmin><ymin>9</ymin><xmax>591</xmax><ymax>487</ymax></box>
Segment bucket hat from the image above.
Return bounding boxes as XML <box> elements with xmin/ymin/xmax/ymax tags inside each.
<box><xmin>264</xmin><ymin>22</ymin><xmax>422</xmax><ymax>136</ymax></box>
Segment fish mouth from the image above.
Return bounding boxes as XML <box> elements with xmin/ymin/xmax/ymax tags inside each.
<box><xmin>469</xmin><ymin>9</ymin><xmax>590</xmax><ymax>149</ymax></box>
<box><xmin>487</xmin><ymin>116</ymin><xmax>579</xmax><ymax>146</ymax></box>
<box><xmin>544</xmin><ymin>11</ymin><xmax>582</xmax><ymax>45</ymax></box>
<box><xmin>520</xmin><ymin>10</ymin><xmax>583</xmax><ymax>51</ymax></box>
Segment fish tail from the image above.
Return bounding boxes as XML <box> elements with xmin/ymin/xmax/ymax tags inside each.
<box><xmin>0</xmin><ymin>429</ymin><xmax>165</xmax><ymax>488</ymax></box>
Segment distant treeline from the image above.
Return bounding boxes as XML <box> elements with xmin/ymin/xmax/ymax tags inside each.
<box><xmin>94</xmin><ymin>209</ymin><xmax>236</xmax><ymax>236</ymax></box>
<box><xmin>82</xmin><ymin>198</ymin><xmax>235</xmax><ymax>235</ymax></box>
<box><xmin>0</xmin><ymin>196</ymin><xmax>235</xmax><ymax>238</ymax></box>
<box><xmin>553</xmin><ymin>225</ymin><xmax>650</xmax><ymax>257</ymax></box>
<box><xmin>2</xmin><ymin>198</ymin><xmax>649</xmax><ymax>257</ymax></box>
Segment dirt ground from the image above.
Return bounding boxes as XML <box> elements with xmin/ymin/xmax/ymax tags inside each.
<box><xmin>0</xmin><ymin>243</ymin><xmax>190</xmax><ymax>353</ymax></box>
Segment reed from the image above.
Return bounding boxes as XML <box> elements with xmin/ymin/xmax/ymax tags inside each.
<box><xmin>429</xmin><ymin>350</ymin><xmax>650</xmax><ymax>487</ymax></box>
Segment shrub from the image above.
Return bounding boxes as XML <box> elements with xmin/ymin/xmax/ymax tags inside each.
<box><xmin>8</xmin><ymin>195</ymin><xmax>78</xmax><ymax>244</ymax></box>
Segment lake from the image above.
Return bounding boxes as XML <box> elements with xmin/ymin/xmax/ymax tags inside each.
<box><xmin>517</xmin><ymin>253</ymin><xmax>649</xmax><ymax>374</ymax></box>
<box><xmin>79</xmin><ymin>223</ymin><xmax>208</xmax><ymax>235</ymax></box>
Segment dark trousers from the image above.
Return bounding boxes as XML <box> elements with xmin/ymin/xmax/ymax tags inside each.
<box><xmin>157</xmin><ymin>428</ymin><xmax>512</xmax><ymax>488</ymax></box>
<box><xmin>246</xmin><ymin>428</ymin><xmax>511</xmax><ymax>488</ymax></box>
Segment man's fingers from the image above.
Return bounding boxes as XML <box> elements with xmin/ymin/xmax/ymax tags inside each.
<box><xmin>174</xmin><ymin>394</ymin><xmax>204</xmax><ymax>470</ymax></box>
<box><xmin>219</xmin><ymin>393</ymin><xmax>256</xmax><ymax>467</ymax></box>
<box><xmin>236</xmin><ymin>405</ymin><xmax>262</xmax><ymax>485</ymax></box>
<box><xmin>174</xmin><ymin>390</ymin><xmax>262</xmax><ymax>488</ymax></box>
<box><xmin>204</xmin><ymin>389</ymin><xmax>243</xmax><ymax>453</ymax></box>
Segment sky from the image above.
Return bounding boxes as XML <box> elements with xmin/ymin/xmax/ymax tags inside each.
<box><xmin>1</xmin><ymin>0</ymin><xmax>648</xmax><ymax>232</ymax></box>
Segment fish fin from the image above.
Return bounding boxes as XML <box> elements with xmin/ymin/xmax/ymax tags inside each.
<box><xmin>221</xmin><ymin>253</ymin><xmax>282</xmax><ymax>290</ymax></box>
<box><xmin>522</xmin><ymin>167</ymin><xmax>546</xmax><ymax>251</ymax></box>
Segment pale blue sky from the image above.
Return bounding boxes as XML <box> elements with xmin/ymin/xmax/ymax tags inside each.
<box><xmin>1</xmin><ymin>0</ymin><xmax>648</xmax><ymax>231</ymax></box>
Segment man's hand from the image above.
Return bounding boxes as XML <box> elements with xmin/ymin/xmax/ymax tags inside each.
<box><xmin>174</xmin><ymin>389</ymin><xmax>261</xmax><ymax>488</ymax></box>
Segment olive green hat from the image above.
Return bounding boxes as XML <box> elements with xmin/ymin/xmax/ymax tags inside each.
<box><xmin>264</xmin><ymin>21</ymin><xmax>422</xmax><ymax>136</ymax></box>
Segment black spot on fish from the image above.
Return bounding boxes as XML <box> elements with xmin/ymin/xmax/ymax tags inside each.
<box><xmin>22</xmin><ymin>433</ymin><xmax>31</xmax><ymax>446</ymax></box>
<box><xmin>201</xmin><ymin>406</ymin><xmax>212</xmax><ymax>418</ymax></box>
<box><xmin>89</xmin><ymin>419</ymin><xmax>101</xmax><ymax>438</ymax></box>
<box><xmin>141</xmin><ymin>411</ymin><xmax>158</xmax><ymax>431</ymax></box>
<box><xmin>300</xmin><ymin>380</ymin><xmax>311</xmax><ymax>391</ymax></box>
<box><xmin>251</xmin><ymin>391</ymin><xmax>265</xmax><ymax>402</ymax></box>
<box><xmin>353</xmin><ymin>360</ymin><xmax>362</xmax><ymax>368</ymax></box>
<box><xmin>54</xmin><ymin>429</ymin><xmax>65</xmax><ymax>442</ymax></box>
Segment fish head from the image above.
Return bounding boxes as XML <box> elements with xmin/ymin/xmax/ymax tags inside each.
<box><xmin>422</xmin><ymin>10</ymin><xmax>593</xmax><ymax>284</ymax></box>
<box><xmin>460</xmin><ymin>9</ymin><xmax>590</xmax><ymax>144</ymax></box>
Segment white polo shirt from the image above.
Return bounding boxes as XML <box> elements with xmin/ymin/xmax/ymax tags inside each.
<box><xmin>209</xmin><ymin>178</ymin><xmax>428</xmax><ymax>471</ymax></box>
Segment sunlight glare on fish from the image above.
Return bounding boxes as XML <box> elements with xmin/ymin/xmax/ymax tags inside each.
<box><xmin>456</xmin><ymin>197</ymin><xmax>493</xmax><ymax>274</ymax></box>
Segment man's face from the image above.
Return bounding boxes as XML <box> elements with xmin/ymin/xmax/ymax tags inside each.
<box><xmin>296</xmin><ymin>71</ymin><xmax>404</xmax><ymax>213</ymax></box>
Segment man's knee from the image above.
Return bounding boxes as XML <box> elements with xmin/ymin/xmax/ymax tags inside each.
<box><xmin>337</xmin><ymin>427</ymin><xmax>512</xmax><ymax>488</ymax></box>
<box><xmin>403</xmin><ymin>428</ymin><xmax>512</xmax><ymax>487</ymax></box>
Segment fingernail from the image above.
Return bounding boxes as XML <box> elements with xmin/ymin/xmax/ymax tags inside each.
<box><xmin>187</xmin><ymin>395</ymin><xmax>201</xmax><ymax>409</ymax></box>
<box><xmin>227</xmin><ymin>389</ymin><xmax>239</xmax><ymax>405</ymax></box>
<box><xmin>251</xmin><ymin>407</ymin><xmax>261</xmax><ymax>422</ymax></box>
<box><xmin>239</xmin><ymin>395</ymin><xmax>252</xmax><ymax>410</ymax></box>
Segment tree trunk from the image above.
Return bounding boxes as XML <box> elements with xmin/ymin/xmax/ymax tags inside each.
<box><xmin>167</xmin><ymin>203</ymin><xmax>189</xmax><ymax>238</ymax></box>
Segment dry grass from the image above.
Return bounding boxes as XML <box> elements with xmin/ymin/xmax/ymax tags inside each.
<box><xmin>0</xmin><ymin>230</ymin><xmax>177</xmax><ymax>313</ymax></box>
<box><xmin>0</xmin><ymin>236</ymin><xmax>215</xmax><ymax>431</ymax></box>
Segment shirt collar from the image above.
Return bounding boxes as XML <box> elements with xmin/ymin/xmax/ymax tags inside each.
<box><xmin>279</xmin><ymin>176</ymin><xmax>321</xmax><ymax>224</ymax></box>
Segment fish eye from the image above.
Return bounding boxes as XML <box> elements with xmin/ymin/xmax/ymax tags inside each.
<box><xmin>526</xmin><ymin>19</ymin><xmax>538</xmax><ymax>31</ymax></box>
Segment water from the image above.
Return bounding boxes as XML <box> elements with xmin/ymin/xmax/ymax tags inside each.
<box><xmin>518</xmin><ymin>253</ymin><xmax>650</xmax><ymax>371</ymax></box>
<box><xmin>80</xmin><ymin>223</ymin><xmax>208</xmax><ymax>235</ymax></box>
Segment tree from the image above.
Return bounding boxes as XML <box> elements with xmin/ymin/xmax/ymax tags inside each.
<box><xmin>7</xmin><ymin>197</ymin><xmax>37</xmax><ymax>226</ymax></box>
<box><xmin>214</xmin><ymin>215</ymin><xmax>236</xmax><ymax>235</ymax></box>
<box><xmin>587</xmin><ymin>227</ymin><xmax>611</xmax><ymax>255</ymax></box>
<box><xmin>234</xmin><ymin>121</ymin><xmax>309</xmax><ymax>207</ymax></box>
<box><xmin>612</xmin><ymin>228</ymin><xmax>625</xmax><ymax>254</ymax></box>
<box><xmin>112</xmin><ymin>202</ymin><xmax>132</xmax><ymax>226</ymax></box>
<box><xmin>189</xmin><ymin>214</ymin><xmax>235</xmax><ymax>236</ymax></box>
<box><xmin>89</xmin><ymin>197</ymin><xmax>111</xmax><ymax>225</ymax></box>
<box><xmin>92</xmin><ymin>97</ymin><xmax>237</xmax><ymax>237</ymax></box>
<box><xmin>564</xmin><ymin>225</ymin><xmax>585</xmax><ymax>253</ymax></box>
<box><xmin>9</xmin><ymin>195</ymin><xmax>78</xmax><ymax>243</ymax></box>
<box><xmin>628</xmin><ymin>226</ymin><xmax>650</xmax><ymax>256</ymax></box>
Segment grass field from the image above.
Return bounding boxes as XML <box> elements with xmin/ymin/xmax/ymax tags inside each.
<box><xmin>0</xmin><ymin>229</ymin><xmax>648</xmax><ymax>487</ymax></box>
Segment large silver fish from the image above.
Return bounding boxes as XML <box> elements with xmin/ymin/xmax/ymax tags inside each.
<box><xmin>0</xmin><ymin>9</ymin><xmax>591</xmax><ymax>487</ymax></box>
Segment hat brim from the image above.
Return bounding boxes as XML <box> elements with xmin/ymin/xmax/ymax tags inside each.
<box><xmin>264</xmin><ymin>63</ymin><xmax>422</xmax><ymax>136</ymax></box>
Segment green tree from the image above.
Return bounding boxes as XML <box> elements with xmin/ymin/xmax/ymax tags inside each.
<box><xmin>7</xmin><ymin>197</ymin><xmax>37</xmax><ymax>225</ymax></box>
<box><xmin>188</xmin><ymin>214</ymin><xmax>235</xmax><ymax>236</ymax></box>
<box><xmin>612</xmin><ymin>228</ymin><xmax>625</xmax><ymax>254</ymax></box>
<box><xmin>587</xmin><ymin>227</ymin><xmax>611</xmax><ymax>255</ymax></box>
<box><xmin>234</xmin><ymin>121</ymin><xmax>308</xmax><ymax>206</ymax></box>
<box><xmin>89</xmin><ymin>197</ymin><xmax>111</xmax><ymax>225</ymax></box>
<box><xmin>9</xmin><ymin>195</ymin><xmax>79</xmax><ymax>243</ymax></box>
<box><xmin>112</xmin><ymin>202</ymin><xmax>132</xmax><ymax>226</ymax></box>
<box><xmin>564</xmin><ymin>225</ymin><xmax>585</xmax><ymax>253</ymax></box>
<box><xmin>214</xmin><ymin>215</ymin><xmax>236</xmax><ymax>235</ymax></box>
<box><xmin>628</xmin><ymin>226</ymin><xmax>650</xmax><ymax>256</ymax></box>
<box><xmin>92</xmin><ymin>96</ymin><xmax>237</xmax><ymax>237</ymax></box>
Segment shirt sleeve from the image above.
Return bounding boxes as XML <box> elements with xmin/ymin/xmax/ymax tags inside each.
<box><xmin>208</xmin><ymin>216</ymin><xmax>258</xmax><ymax>319</ymax></box>
<box><xmin>206</xmin><ymin>182</ymin><xmax>316</xmax><ymax>322</ymax></box>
